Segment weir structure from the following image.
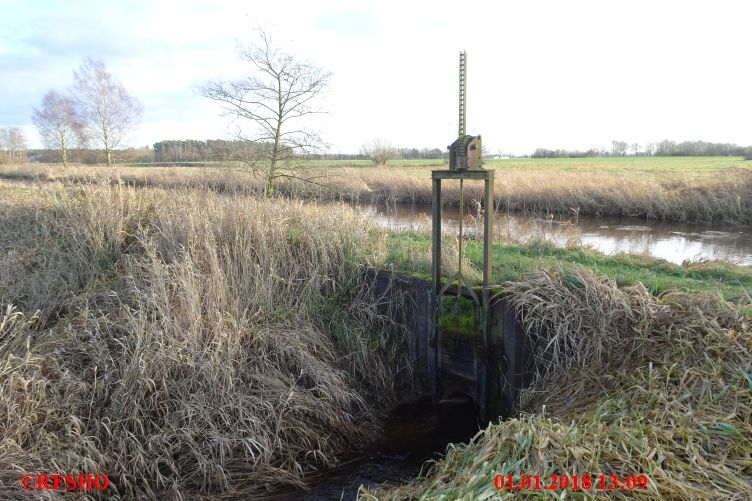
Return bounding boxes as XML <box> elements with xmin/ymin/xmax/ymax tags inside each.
<box><xmin>431</xmin><ymin>50</ymin><xmax>496</xmax><ymax>414</ymax></box>
<box><xmin>365</xmin><ymin>53</ymin><xmax>535</xmax><ymax>420</ymax></box>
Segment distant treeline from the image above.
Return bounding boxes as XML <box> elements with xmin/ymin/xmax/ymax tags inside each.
<box><xmin>153</xmin><ymin>140</ymin><xmax>248</xmax><ymax>162</ymax></box>
<box><xmin>531</xmin><ymin>148</ymin><xmax>601</xmax><ymax>159</ymax></box>
<box><xmin>28</xmin><ymin>147</ymin><xmax>155</xmax><ymax>164</ymax></box>
<box><xmin>21</xmin><ymin>138</ymin><xmax>752</xmax><ymax>165</ymax></box>
<box><xmin>25</xmin><ymin>139</ymin><xmax>446</xmax><ymax>165</ymax></box>
<box><xmin>152</xmin><ymin>140</ymin><xmax>445</xmax><ymax>162</ymax></box>
<box><xmin>308</xmin><ymin>148</ymin><xmax>445</xmax><ymax>161</ymax></box>
<box><xmin>532</xmin><ymin>140</ymin><xmax>751</xmax><ymax>159</ymax></box>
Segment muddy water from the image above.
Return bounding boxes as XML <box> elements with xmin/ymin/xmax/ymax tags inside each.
<box><xmin>265</xmin><ymin>398</ymin><xmax>481</xmax><ymax>501</ymax></box>
<box><xmin>364</xmin><ymin>203</ymin><xmax>752</xmax><ymax>266</ymax></box>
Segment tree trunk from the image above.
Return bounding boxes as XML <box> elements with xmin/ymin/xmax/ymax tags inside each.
<box><xmin>60</xmin><ymin>133</ymin><xmax>68</xmax><ymax>167</ymax></box>
<box><xmin>266</xmin><ymin>76</ymin><xmax>283</xmax><ymax>199</ymax></box>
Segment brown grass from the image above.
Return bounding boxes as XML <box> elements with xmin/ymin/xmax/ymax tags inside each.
<box><xmin>2</xmin><ymin>178</ymin><xmax>750</xmax><ymax>499</ymax></box>
<box><xmin>364</xmin><ymin>268</ymin><xmax>752</xmax><ymax>500</ymax></box>
<box><xmin>2</xmin><ymin>162</ymin><xmax>752</xmax><ymax>223</ymax></box>
<box><xmin>0</xmin><ymin>183</ymin><xmax>412</xmax><ymax>499</ymax></box>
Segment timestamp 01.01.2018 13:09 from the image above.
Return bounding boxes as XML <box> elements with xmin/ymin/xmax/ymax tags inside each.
<box><xmin>494</xmin><ymin>473</ymin><xmax>651</xmax><ymax>492</ymax></box>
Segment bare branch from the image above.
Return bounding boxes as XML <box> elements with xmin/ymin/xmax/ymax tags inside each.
<box><xmin>361</xmin><ymin>139</ymin><xmax>399</xmax><ymax>166</ymax></box>
<box><xmin>198</xmin><ymin>28</ymin><xmax>332</xmax><ymax>197</ymax></box>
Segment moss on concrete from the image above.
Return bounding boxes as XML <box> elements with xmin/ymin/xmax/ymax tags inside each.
<box><xmin>436</xmin><ymin>294</ymin><xmax>481</xmax><ymax>342</ymax></box>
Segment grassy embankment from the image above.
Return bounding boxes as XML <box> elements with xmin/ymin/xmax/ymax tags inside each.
<box><xmin>2</xmin><ymin>156</ymin><xmax>752</xmax><ymax>223</ymax></box>
<box><xmin>1</xmin><ymin>181</ymin><xmax>750</xmax><ymax>499</ymax></box>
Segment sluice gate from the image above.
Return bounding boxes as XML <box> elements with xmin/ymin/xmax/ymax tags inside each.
<box><xmin>365</xmin><ymin>269</ymin><xmax>535</xmax><ymax>419</ymax></box>
<box><xmin>364</xmin><ymin>51</ymin><xmax>536</xmax><ymax>418</ymax></box>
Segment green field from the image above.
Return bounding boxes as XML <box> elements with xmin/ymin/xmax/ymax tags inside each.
<box><xmin>308</xmin><ymin>155</ymin><xmax>751</xmax><ymax>179</ymax></box>
<box><xmin>4</xmin><ymin>154</ymin><xmax>749</xmax><ymax>176</ymax></box>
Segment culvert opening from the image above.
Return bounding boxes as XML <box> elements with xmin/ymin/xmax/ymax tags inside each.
<box><xmin>261</xmin><ymin>270</ymin><xmax>529</xmax><ymax>501</ymax></box>
<box><xmin>263</xmin><ymin>396</ymin><xmax>488</xmax><ymax>501</ymax></box>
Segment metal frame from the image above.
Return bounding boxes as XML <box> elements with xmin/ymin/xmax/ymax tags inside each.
<box><xmin>430</xmin><ymin>169</ymin><xmax>494</xmax><ymax>409</ymax></box>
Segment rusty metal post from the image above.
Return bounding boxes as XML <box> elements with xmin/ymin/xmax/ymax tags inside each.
<box><xmin>431</xmin><ymin>176</ymin><xmax>441</xmax><ymax>398</ymax></box>
<box><xmin>483</xmin><ymin>171</ymin><xmax>494</xmax><ymax>324</ymax></box>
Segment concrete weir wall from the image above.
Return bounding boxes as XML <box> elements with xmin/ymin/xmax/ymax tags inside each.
<box><xmin>364</xmin><ymin>269</ymin><xmax>536</xmax><ymax>419</ymax></box>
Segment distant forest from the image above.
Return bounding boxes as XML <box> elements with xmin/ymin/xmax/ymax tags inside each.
<box><xmin>24</xmin><ymin>139</ymin><xmax>445</xmax><ymax>164</ymax></box>
<box><xmin>150</xmin><ymin>140</ymin><xmax>445</xmax><ymax>163</ymax></box>
<box><xmin>531</xmin><ymin>140</ymin><xmax>751</xmax><ymax>159</ymax></box>
<box><xmin>17</xmin><ymin>138</ymin><xmax>752</xmax><ymax>164</ymax></box>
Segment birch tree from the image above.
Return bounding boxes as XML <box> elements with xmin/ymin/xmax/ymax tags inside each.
<box><xmin>0</xmin><ymin>127</ymin><xmax>27</xmax><ymax>164</ymax></box>
<box><xmin>32</xmin><ymin>90</ymin><xmax>85</xmax><ymax>167</ymax></box>
<box><xmin>72</xmin><ymin>57</ymin><xmax>142</xmax><ymax>165</ymax></box>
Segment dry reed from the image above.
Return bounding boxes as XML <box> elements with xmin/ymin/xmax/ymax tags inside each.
<box><xmin>0</xmin><ymin>183</ymin><xmax>411</xmax><ymax>499</ymax></box>
<box><xmin>2</xmin><ymin>163</ymin><xmax>752</xmax><ymax>223</ymax></box>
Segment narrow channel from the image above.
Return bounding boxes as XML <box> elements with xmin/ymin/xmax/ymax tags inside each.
<box><xmin>264</xmin><ymin>397</ymin><xmax>482</xmax><ymax>500</ymax></box>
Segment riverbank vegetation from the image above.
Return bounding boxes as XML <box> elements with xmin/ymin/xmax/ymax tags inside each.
<box><xmin>385</xmin><ymin>232</ymin><xmax>752</xmax><ymax>304</ymax></box>
<box><xmin>1</xmin><ymin>156</ymin><xmax>751</xmax><ymax>224</ymax></box>
<box><xmin>365</xmin><ymin>268</ymin><xmax>752</xmax><ymax>500</ymax></box>
<box><xmin>1</xmin><ymin>182</ymin><xmax>750</xmax><ymax>499</ymax></box>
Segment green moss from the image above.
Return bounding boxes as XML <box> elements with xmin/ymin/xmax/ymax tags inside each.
<box><xmin>436</xmin><ymin>294</ymin><xmax>480</xmax><ymax>338</ymax></box>
<box><xmin>407</xmin><ymin>271</ymin><xmax>432</xmax><ymax>281</ymax></box>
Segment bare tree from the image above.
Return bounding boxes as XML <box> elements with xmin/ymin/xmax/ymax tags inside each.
<box><xmin>361</xmin><ymin>139</ymin><xmax>398</xmax><ymax>166</ymax></box>
<box><xmin>32</xmin><ymin>90</ymin><xmax>86</xmax><ymax>167</ymax></box>
<box><xmin>199</xmin><ymin>29</ymin><xmax>331</xmax><ymax>197</ymax></box>
<box><xmin>611</xmin><ymin>140</ymin><xmax>628</xmax><ymax>157</ymax></box>
<box><xmin>0</xmin><ymin>127</ymin><xmax>28</xmax><ymax>164</ymax></box>
<box><xmin>71</xmin><ymin>57</ymin><xmax>142</xmax><ymax>166</ymax></box>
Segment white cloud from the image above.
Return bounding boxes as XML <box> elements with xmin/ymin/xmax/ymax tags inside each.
<box><xmin>3</xmin><ymin>0</ymin><xmax>751</xmax><ymax>154</ymax></box>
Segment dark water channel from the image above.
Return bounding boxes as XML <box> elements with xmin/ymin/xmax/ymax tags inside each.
<box><xmin>363</xmin><ymin>203</ymin><xmax>752</xmax><ymax>266</ymax></box>
<box><xmin>264</xmin><ymin>398</ymin><xmax>481</xmax><ymax>500</ymax></box>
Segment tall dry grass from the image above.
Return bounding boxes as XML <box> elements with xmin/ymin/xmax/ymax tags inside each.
<box><xmin>2</xmin><ymin>163</ymin><xmax>752</xmax><ymax>223</ymax></box>
<box><xmin>312</xmin><ymin>167</ymin><xmax>752</xmax><ymax>224</ymax></box>
<box><xmin>365</xmin><ymin>268</ymin><xmax>752</xmax><ymax>500</ymax></box>
<box><xmin>0</xmin><ymin>183</ymin><xmax>412</xmax><ymax>499</ymax></box>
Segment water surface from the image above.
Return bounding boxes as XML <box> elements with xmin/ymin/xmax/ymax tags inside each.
<box><xmin>364</xmin><ymin>203</ymin><xmax>752</xmax><ymax>265</ymax></box>
<box><xmin>263</xmin><ymin>398</ymin><xmax>480</xmax><ymax>501</ymax></box>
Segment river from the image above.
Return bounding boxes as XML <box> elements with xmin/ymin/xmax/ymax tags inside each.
<box><xmin>363</xmin><ymin>203</ymin><xmax>752</xmax><ymax>266</ymax></box>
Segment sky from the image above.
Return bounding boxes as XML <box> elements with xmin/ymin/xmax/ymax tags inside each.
<box><xmin>1</xmin><ymin>0</ymin><xmax>750</xmax><ymax>155</ymax></box>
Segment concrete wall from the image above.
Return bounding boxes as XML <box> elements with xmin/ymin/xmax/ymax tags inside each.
<box><xmin>365</xmin><ymin>269</ymin><xmax>535</xmax><ymax>419</ymax></box>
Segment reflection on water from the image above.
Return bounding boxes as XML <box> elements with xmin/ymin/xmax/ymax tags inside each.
<box><xmin>363</xmin><ymin>203</ymin><xmax>752</xmax><ymax>266</ymax></box>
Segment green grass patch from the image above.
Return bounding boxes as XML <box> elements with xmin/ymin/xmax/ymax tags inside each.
<box><xmin>312</xmin><ymin>156</ymin><xmax>750</xmax><ymax>180</ymax></box>
<box><xmin>384</xmin><ymin>232</ymin><xmax>752</xmax><ymax>303</ymax></box>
